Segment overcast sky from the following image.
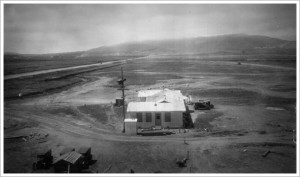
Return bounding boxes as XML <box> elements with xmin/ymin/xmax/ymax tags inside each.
<box><xmin>4</xmin><ymin>4</ymin><xmax>296</xmax><ymax>54</ymax></box>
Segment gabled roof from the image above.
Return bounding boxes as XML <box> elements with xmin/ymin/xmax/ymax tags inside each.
<box><xmin>130</xmin><ymin>89</ymin><xmax>187</xmax><ymax>112</ymax></box>
<box><xmin>127</xmin><ymin>101</ymin><xmax>186</xmax><ymax>112</ymax></box>
<box><xmin>53</xmin><ymin>151</ymin><xmax>82</xmax><ymax>165</ymax></box>
<box><xmin>146</xmin><ymin>91</ymin><xmax>166</xmax><ymax>102</ymax></box>
<box><xmin>137</xmin><ymin>90</ymin><xmax>162</xmax><ymax>97</ymax></box>
<box><xmin>138</xmin><ymin>89</ymin><xmax>188</xmax><ymax>103</ymax></box>
<box><xmin>60</xmin><ymin>147</ymin><xmax>75</xmax><ymax>155</ymax></box>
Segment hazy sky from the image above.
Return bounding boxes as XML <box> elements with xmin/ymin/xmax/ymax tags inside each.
<box><xmin>4</xmin><ymin>4</ymin><xmax>297</xmax><ymax>54</ymax></box>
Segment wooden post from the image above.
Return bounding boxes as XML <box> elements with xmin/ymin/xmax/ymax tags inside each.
<box><xmin>68</xmin><ymin>163</ymin><xmax>70</xmax><ymax>173</ymax></box>
<box><xmin>184</xmin><ymin>137</ymin><xmax>188</xmax><ymax>145</ymax></box>
<box><xmin>187</xmin><ymin>150</ymin><xmax>190</xmax><ymax>160</ymax></box>
<box><xmin>121</xmin><ymin>67</ymin><xmax>126</xmax><ymax>133</ymax></box>
<box><xmin>117</xmin><ymin>67</ymin><xmax>127</xmax><ymax>133</ymax></box>
<box><xmin>189</xmin><ymin>150</ymin><xmax>193</xmax><ymax>173</ymax></box>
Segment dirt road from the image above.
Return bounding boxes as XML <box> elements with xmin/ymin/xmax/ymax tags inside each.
<box><xmin>4</xmin><ymin>56</ymin><xmax>147</xmax><ymax>80</ymax></box>
<box><xmin>4</xmin><ymin>102</ymin><xmax>296</xmax><ymax>173</ymax></box>
<box><xmin>226</xmin><ymin>61</ymin><xmax>296</xmax><ymax>70</ymax></box>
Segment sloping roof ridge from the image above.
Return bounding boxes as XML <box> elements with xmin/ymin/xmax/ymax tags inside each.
<box><xmin>53</xmin><ymin>152</ymin><xmax>70</xmax><ymax>164</ymax></box>
<box><xmin>53</xmin><ymin>151</ymin><xmax>82</xmax><ymax>164</ymax></box>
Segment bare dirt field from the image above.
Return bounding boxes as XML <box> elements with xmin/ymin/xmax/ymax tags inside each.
<box><xmin>3</xmin><ymin>54</ymin><xmax>297</xmax><ymax>173</ymax></box>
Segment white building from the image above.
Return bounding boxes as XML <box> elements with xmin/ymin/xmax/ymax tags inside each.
<box><xmin>127</xmin><ymin>89</ymin><xmax>187</xmax><ymax>129</ymax></box>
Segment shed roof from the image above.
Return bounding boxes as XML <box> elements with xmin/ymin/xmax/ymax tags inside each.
<box><xmin>53</xmin><ymin>151</ymin><xmax>82</xmax><ymax>165</ymax></box>
<box><xmin>127</xmin><ymin>101</ymin><xmax>186</xmax><ymax>112</ymax></box>
<box><xmin>60</xmin><ymin>147</ymin><xmax>75</xmax><ymax>155</ymax></box>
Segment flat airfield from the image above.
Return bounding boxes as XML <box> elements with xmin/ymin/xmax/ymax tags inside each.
<box><xmin>3</xmin><ymin>54</ymin><xmax>297</xmax><ymax>173</ymax></box>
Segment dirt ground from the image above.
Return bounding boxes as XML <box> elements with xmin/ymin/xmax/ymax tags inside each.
<box><xmin>3</xmin><ymin>56</ymin><xmax>297</xmax><ymax>173</ymax></box>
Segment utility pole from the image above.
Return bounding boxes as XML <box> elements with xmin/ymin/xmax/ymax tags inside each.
<box><xmin>117</xmin><ymin>67</ymin><xmax>126</xmax><ymax>133</ymax></box>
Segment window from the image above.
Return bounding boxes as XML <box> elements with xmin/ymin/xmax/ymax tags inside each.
<box><xmin>137</xmin><ymin>113</ymin><xmax>142</xmax><ymax>122</ymax></box>
<box><xmin>165</xmin><ymin>112</ymin><xmax>171</xmax><ymax>122</ymax></box>
<box><xmin>146</xmin><ymin>112</ymin><xmax>152</xmax><ymax>122</ymax></box>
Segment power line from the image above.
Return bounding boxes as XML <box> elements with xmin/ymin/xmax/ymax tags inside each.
<box><xmin>117</xmin><ymin>67</ymin><xmax>126</xmax><ymax>133</ymax></box>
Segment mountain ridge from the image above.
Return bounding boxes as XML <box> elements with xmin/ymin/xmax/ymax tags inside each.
<box><xmin>5</xmin><ymin>34</ymin><xmax>296</xmax><ymax>56</ymax></box>
<box><xmin>86</xmin><ymin>34</ymin><xmax>296</xmax><ymax>56</ymax></box>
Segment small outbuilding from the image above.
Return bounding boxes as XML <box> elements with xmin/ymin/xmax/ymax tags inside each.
<box><xmin>53</xmin><ymin>151</ymin><xmax>83</xmax><ymax>173</ymax></box>
<box><xmin>115</xmin><ymin>98</ymin><xmax>124</xmax><ymax>107</ymax></box>
<box><xmin>124</xmin><ymin>118</ymin><xmax>138</xmax><ymax>135</ymax></box>
<box><xmin>77</xmin><ymin>147</ymin><xmax>92</xmax><ymax>168</ymax></box>
<box><xmin>33</xmin><ymin>149</ymin><xmax>53</xmax><ymax>170</ymax></box>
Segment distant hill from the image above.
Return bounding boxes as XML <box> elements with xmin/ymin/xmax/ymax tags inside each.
<box><xmin>4</xmin><ymin>34</ymin><xmax>296</xmax><ymax>75</ymax></box>
<box><xmin>85</xmin><ymin>34</ymin><xmax>296</xmax><ymax>56</ymax></box>
<box><xmin>4</xmin><ymin>52</ymin><xmax>21</xmax><ymax>55</ymax></box>
<box><xmin>5</xmin><ymin>34</ymin><xmax>296</xmax><ymax>58</ymax></box>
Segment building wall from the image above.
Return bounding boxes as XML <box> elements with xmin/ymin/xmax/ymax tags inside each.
<box><xmin>128</xmin><ymin>112</ymin><xmax>154</xmax><ymax>128</ymax></box>
<box><xmin>53</xmin><ymin>158</ymin><xmax>83</xmax><ymax>173</ymax></box>
<box><xmin>162</xmin><ymin>112</ymin><xmax>183</xmax><ymax>128</ymax></box>
<box><xmin>128</xmin><ymin>111</ymin><xmax>183</xmax><ymax>129</ymax></box>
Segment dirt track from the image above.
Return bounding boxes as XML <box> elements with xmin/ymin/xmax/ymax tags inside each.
<box><xmin>4</xmin><ymin>56</ymin><xmax>147</xmax><ymax>80</ymax></box>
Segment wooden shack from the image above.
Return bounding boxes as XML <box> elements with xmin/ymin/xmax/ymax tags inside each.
<box><xmin>53</xmin><ymin>151</ymin><xmax>83</xmax><ymax>173</ymax></box>
<box><xmin>77</xmin><ymin>147</ymin><xmax>92</xmax><ymax>168</ymax></box>
<box><xmin>33</xmin><ymin>149</ymin><xmax>53</xmax><ymax>170</ymax></box>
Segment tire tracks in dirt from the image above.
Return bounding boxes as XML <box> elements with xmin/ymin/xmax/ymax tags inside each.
<box><xmin>5</xmin><ymin>107</ymin><xmax>294</xmax><ymax>147</ymax></box>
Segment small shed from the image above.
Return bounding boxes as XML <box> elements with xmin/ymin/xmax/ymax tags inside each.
<box><xmin>77</xmin><ymin>147</ymin><xmax>92</xmax><ymax>168</ymax></box>
<box><xmin>77</xmin><ymin>147</ymin><xmax>91</xmax><ymax>158</ymax></box>
<box><xmin>125</xmin><ymin>118</ymin><xmax>137</xmax><ymax>135</ymax></box>
<box><xmin>33</xmin><ymin>149</ymin><xmax>53</xmax><ymax>170</ymax></box>
<box><xmin>37</xmin><ymin>149</ymin><xmax>52</xmax><ymax>159</ymax></box>
<box><xmin>53</xmin><ymin>151</ymin><xmax>83</xmax><ymax>173</ymax></box>
<box><xmin>115</xmin><ymin>98</ymin><xmax>124</xmax><ymax>107</ymax></box>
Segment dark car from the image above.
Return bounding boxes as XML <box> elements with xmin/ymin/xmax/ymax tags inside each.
<box><xmin>194</xmin><ymin>100</ymin><xmax>214</xmax><ymax>110</ymax></box>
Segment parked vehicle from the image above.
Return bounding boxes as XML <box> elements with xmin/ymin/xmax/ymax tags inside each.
<box><xmin>194</xmin><ymin>100</ymin><xmax>214</xmax><ymax>110</ymax></box>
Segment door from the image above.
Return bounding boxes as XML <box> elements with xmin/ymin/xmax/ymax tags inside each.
<box><xmin>155</xmin><ymin>113</ymin><xmax>161</xmax><ymax>126</ymax></box>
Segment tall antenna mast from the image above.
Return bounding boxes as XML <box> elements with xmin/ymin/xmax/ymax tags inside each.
<box><xmin>117</xmin><ymin>67</ymin><xmax>126</xmax><ymax>133</ymax></box>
